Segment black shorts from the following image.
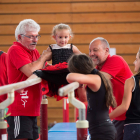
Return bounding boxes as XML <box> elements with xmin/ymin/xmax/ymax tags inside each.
<box><xmin>89</xmin><ymin>119</ymin><xmax>117</xmax><ymax>140</ymax></box>
<box><xmin>112</xmin><ymin>120</ymin><xmax>124</xmax><ymax>140</ymax></box>
<box><xmin>6</xmin><ymin>116</ymin><xmax>39</xmax><ymax>140</ymax></box>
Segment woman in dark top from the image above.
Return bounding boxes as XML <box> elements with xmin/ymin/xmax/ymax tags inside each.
<box><xmin>67</xmin><ymin>54</ymin><xmax>117</xmax><ymax>140</ymax></box>
<box><xmin>109</xmin><ymin>48</ymin><xmax>140</xmax><ymax>140</ymax></box>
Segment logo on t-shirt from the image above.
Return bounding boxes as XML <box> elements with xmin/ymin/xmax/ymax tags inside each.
<box><xmin>20</xmin><ymin>90</ymin><xmax>29</xmax><ymax>108</ymax></box>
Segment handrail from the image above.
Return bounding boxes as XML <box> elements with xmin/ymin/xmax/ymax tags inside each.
<box><xmin>0</xmin><ymin>89</ymin><xmax>14</xmax><ymax>110</ymax></box>
<box><xmin>58</xmin><ymin>82</ymin><xmax>89</xmax><ymax>140</ymax></box>
<box><xmin>0</xmin><ymin>77</ymin><xmax>42</xmax><ymax>95</ymax></box>
<box><xmin>0</xmin><ymin>77</ymin><xmax>48</xmax><ymax>139</ymax></box>
<box><xmin>58</xmin><ymin>82</ymin><xmax>86</xmax><ymax>111</ymax></box>
<box><xmin>59</xmin><ymin>82</ymin><xmax>79</xmax><ymax>97</ymax></box>
<box><xmin>0</xmin><ymin>78</ymin><xmax>88</xmax><ymax>140</ymax></box>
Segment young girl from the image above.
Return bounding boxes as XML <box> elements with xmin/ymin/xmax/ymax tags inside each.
<box><xmin>31</xmin><ymin>23</ymin><xmax>81</xmax><ymax>100</ymax></box>
<box><xmin>109</xmin><ymin>48</ymin><xmax>140</xmax><ymax>140</ymax></box>
<box><xmin>46</xmin><ymin>23</ymin><xmax>81</xmax><ymax>64</ymax></box>
<box><xmin>67</xmin><ymin>54</ymin><xmax>117</xmax><ymax>140</ymax></box>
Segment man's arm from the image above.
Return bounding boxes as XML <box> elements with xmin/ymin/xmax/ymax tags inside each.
<box><xmin>20</xmin><ymin>50</ymin><xmax>52</xmax><ymax>77</ymax></box>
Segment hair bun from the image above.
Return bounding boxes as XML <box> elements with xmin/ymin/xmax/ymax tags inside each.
<box><xmin>91</xmin><ymin>69</ymin><xmax>98</xmax><ymax>74</ymax></box>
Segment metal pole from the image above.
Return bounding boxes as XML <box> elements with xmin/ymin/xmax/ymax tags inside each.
<box><xmin>40</xmin><ymin>95</ymin><xmax>48</xmax><ymax>140</ymax></box>
<box><xmin>0</xmin><ymin>89</ymin><xmax>14</xmax><ymax>140</ymax></box>
<box><xmin>59</xmin><ymin>82</ymin><xmax>89</xmax><ymax>140</ymax></box>
<box><xmin>0</xmin><ymin>109</ymin><xmax>7</xmax><ymax>140</ymax></box>
<box><xmin>76</xmin><ymin>108</ymin><xmax>88</xmax><ymax>140</ymax></box>
<box><xmin>63</xmin><ymin>97</ymin><xmax>69</xmax><ymax>122</ymax></box>
<box><xmin>68</xmin><ymin>91</ymin><xmax>88</xmax><ymax>140</ymax></box>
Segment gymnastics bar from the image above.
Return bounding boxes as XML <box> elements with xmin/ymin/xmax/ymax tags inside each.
<box><xmin>59</xmin><ymin>82</ymin><xmax>89</xmax><ymax>140</ymax></box>
<box><xmin>0</xmin><ymin>78</ymin><xmax>48</xmax><ymax>140</ymax></box>
<box><xmin>63</xmin><ymin>97</ymin><xmax>69</xmax><ymax>122</ymax></box>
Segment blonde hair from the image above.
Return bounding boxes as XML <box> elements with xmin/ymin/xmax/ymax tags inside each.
<box><xmin>52</xmin><ymin>23</ymin><xmax>73</xmax><ymax>38</ymax></box>
<box><xmin>135</xmin><ymin>48</ymin><xmax>140</xmax><ymax>87</ymax></box>
<box><xmin>137</xmin><ymin>47</ymin><xmax>140</xmax><ymax>61</ymax></box>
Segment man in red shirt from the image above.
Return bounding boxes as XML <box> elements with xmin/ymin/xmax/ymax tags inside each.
<box><xmin>6</xmin><ymin>19</ymin><xmax>50</xmax><ymax>140</ymax></box>
<box><xmin>0</xmin><ymin>50</ymin><xmax>8</xmax><ymax>103</ymax></box>
<box><xmin>89</xmin><ymin>37</ymin><xmax>133</xmax><ymax>140</ymax></box>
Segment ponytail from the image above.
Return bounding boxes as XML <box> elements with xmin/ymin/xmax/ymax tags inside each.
<box><xmin>97</xmin><ymin>71</ymin><xmax>117</xmax><ymax>108</ymax></box>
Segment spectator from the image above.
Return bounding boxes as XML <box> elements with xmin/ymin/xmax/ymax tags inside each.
<box><xmin>89</xmin><ymin>37</ymin><xmax>133</xmax><ymax>140</ymax></box>
<box><xmin>109</xmin><ymin>48</ymin><xmax>140</xmax><ymax>140</ymax></box>
<box><xmin>6</xmin><ymin>19</ymin><xmax>50</xmax><ymax>140</ymax></box>
<box><xmin>0</xmin><ymin>50</ymin><xmax>8</xmax><ymax>103</ymax></box>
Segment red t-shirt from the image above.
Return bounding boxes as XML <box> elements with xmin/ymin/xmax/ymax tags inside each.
<box><xmin>7</xmin><ymin>42</ymin><xmax>42</xmax><ymax>116</ymax></box>
<box><xmin>0</xmin><ymin>51</ymin><xmax>8</xmax><ymax>103</ymax></box>
<box><xmin>97</xmin><ymin>55</ymin><xmax>133</xmax><ymax>120</ymax></box>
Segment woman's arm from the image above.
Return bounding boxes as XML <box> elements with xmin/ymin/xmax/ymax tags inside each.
<box><xmin>109</xmin><ymin>77</ymin><xmax>134</xmax><ymax>119</ymax></box>
<box><xmin>66</xmin><ymin>73</ymin><xmax>101</xmax><ymax>102</ymax></box>
<box><xmin>67</xmin><ymin>73</ymin><xmax>101</xmax><ymax>91</ymax></box>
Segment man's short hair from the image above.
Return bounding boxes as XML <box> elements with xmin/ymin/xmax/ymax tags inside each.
<box><xmin>89</xmin><ymin>37</ymin><xmax>110</xmax><ymax>49</ymax></box>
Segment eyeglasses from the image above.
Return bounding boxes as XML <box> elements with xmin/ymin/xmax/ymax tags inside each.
<box><xmin>20</xmin><ymin>34</ymin><xmax>41</xmax><ymax>40</ymax></box>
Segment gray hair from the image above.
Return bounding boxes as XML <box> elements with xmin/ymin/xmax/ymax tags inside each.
<box><xmin>89</xmin><ymin>37</ymin><xmax>110</xmax><ymax>50</ymax></box>
<box><xmin>52</xmin><ymin>23</ymin><xmax>73</xmax><ymax>38</ymax></box>
<box><xmin>15</xmin><ymin>19</ymin><xmax>40</xmax><ymax>41</ymax></box>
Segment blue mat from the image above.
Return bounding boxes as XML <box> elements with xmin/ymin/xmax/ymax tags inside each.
<box><xmin>48</xmin><ymin>132</ymin><xmax>77</xmax><ymax>140</ymax></box>
<box><xmin>48</xmin><ymin>122</ymin><xmax>89</xmax><ymax>140</ymax></box>
<box><xmin>49</xmin><ymin>122</ymin><xmax>76</xmax><ymax>132</ymax></box>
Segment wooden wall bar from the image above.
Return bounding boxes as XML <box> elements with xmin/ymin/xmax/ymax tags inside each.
<box><xmin>1</xmin><ymin>2</ymin><xmax>140</xmax><ymax>13</ymax></box>
<box><xmin>1</xmin><ymin>23</ymin><xmax>140</xmax><ymax>34</ymax></box>
<box><xmin>0</xmin><ymin>0</ymin><xmax>139</xmax><ymax>3</ymax></box>
<box><xmin>0</xmin><ymin>0</ymin><xmax>140</xmax><ymax>124</ymax></box>
<box><xmin>1</xmin><ymin>34</ymin><xmax>140</xmax><ymax>46</ymax></box>
<box><xmin>0</xmin><ymin>13</ymin><xmax>140</xmax><ymax>24</ymax></box>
